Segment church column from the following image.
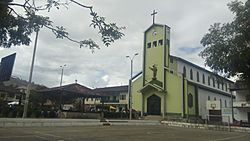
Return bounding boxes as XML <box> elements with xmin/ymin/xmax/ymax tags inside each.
<box><xmin>141</xmin><ymin>93</ymin><xmax>144</xmax><ymax>118</ymax></box>
<box><xmin>163</xmin><ymin>92</ymin><xmax>166</xmax><ymax>119</ymax></box>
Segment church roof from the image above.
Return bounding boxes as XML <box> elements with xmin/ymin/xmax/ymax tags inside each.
<box><xmin>170</xmin><ymin>55</ymin><xmax>234</xmax><ymax>83</ymax></box>
<box><xmin>144</xmin><ymin>23</ymin><xmax>170</xmax><ymax>33</ymax></box>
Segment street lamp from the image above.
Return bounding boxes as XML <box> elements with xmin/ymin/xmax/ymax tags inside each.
<box><xmin>60</xmin><ymin>64</ymin><xmax>66</xmax><ymax>87</ymax></box>
<box><xmin>126</xmin><ymin>53</ymin><xmax>139</xmax><ymax>120</ymax></box>
<box><xmin>59</xmin><ymin>64</ymin><xmax>66</xmax><ymax>110</ymax></box>
<box><xmin>23</xmin><ymin>28</ymin><xmax>39</xmax><ymax>118</ymax></box>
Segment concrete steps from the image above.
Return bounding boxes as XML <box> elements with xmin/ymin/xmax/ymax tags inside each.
<box><xmin>144</xmin><ymin>115</ymin><xmax>163</xmax><ymax>121</ymax></box>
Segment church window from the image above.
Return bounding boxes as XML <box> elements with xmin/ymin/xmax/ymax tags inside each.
<box><xmin>183</xmin><ymin>66</ymin><xmax>186</xmax><ymax>77</ymax></box>
<box><xmin>225</xmin><ymin>83</ymin><xmax>228</xmax><ymax>91</ymax></box>
<box><xmin>208</xmin><ymin>76</ymin><xmax>211</xmax><ymax>86</ymax></box>
<box><xmin>188</xmin><ymin>93</ymin><xmax>193</xmax><ymax>108</ymax></box>
<box><xmin>225</xmin><ymin>100</ymin><xmax>227</xmax><ymax>107</ymax></box>
<box><xmin>208</xmin><ymin>96</ymin><xmax>210</xmax><ymax>100</ymax></box>
<box><xmin>170</xmin><ymin>58</ymin><xmax>173</xmax><ymax>63</ymax></box>
<box><xmin>222</xmin><ymin>83</ymin><xmax>224</xmax><ymax>90</ymax></box>
<box><xmin>213</xmin><ymin>78</ymin><xmax>215</xmax><ymax>87</ymax></box>
<box><xmin>202</xmin><ymin>74</ymin><xmax>205</xmax><ymax>84</ymax></box>
<box><xmin>217</xmin><ymin>81</ymin><xmax>220</xmax><ymax>89</ymax></box>
<box><xmin>158</xmin><ymin>39</ymin><xmax>163</xmax><ymax>46</ymax></box>
<box><xmin>214</xmin><ymin>97</ymin><xmax>216</xmax><ymax>101</ymax></box>
<box><xmin>147</xmin><ymin>42</ymin><xmax>151</xmax><ymax>48</ymax></box>
<box><xmin>197</xmin><ymin>71</ymin><xmax>200</xmax><ymax>82</ymax></box>
<box><xmin>153</xmin><ymin>41</ymin><xmax>157</xmax><ymax>47</ymax></box>
<box><xmin>190</xmin><ymin>69</ymin><xmax>193</xmax><ymax>80</ymax></box>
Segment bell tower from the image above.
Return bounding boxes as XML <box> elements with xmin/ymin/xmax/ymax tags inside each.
<box><xmin>142</xmin><ymin>11</ymin><xmax>170</xmax><ymax>90</ymax></box>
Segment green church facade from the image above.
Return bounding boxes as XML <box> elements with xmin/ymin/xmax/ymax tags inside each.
<box><xmin>131</xmin><ymin>23</ymin><xmax>234</xmax><ymax>120</ymax></box>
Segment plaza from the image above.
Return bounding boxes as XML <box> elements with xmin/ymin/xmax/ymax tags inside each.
<box><xmin>0</xmin><ymin>125</ymin><xmax>249</xmax><ymax>141</ymax></box>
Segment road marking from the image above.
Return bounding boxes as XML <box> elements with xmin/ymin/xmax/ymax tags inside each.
<box><xmin>211</xmin><ymin>135</ymin><xmax>246</xmax><ymax>141</ymax></box>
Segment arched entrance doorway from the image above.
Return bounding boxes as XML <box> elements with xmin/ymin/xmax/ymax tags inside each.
<box><xmin>147</xmin><ymin>94</ymin><xmax>161</xmax><ymax>115</ymax></box>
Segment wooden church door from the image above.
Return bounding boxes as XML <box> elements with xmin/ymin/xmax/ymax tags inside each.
<box><xmin>147</xmin><ymin>94</ymin><xmax>161</xmax><ymax>115</ymax></box>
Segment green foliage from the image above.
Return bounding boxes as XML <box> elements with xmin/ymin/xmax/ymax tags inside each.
<box><xmin>0</xmin><ymin>0</ymin><xmax>125</xmax><ymax>51</ymax></box>
<box><xmin>200</xmin><ymin>0</ymin><xmax>250</xmax><ymax>85</ymax></box>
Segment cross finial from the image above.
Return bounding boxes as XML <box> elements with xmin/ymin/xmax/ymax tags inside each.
<box><xmin>151</xmin><ymin>10</ymin><xmax>157</xmax><ymax>24</ymax></box>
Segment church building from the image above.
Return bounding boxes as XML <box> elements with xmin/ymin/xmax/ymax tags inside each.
<box><xmin>131</xmin><ymin>15</ymin><xmax>234</xmax><ymax>121</ymax></box>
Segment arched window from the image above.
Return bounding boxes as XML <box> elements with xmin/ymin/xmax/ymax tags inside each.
<box><xmin>197</xmin><ymin>71</ymin><xmax>200</xmax><ymax>82</ymax></box>
<box><xmin>217</xmin><ymin>81</ymin><xmax>220</xmax><ymax>89</ymax></box>
<box><xmin>213</xmin><ymin>78</ymin><xmax>215</xmax><ymax>87</ymax></box>
<box><xmin>202</xmin><ymin>74</ymin><xmax>205</xmax><ymax>84</ymax></box>
<box><xmin>188</xmin><ymin>93</ymin><xmax>193</xmax><ymax>108</ymax></box>
<box><xmin>183</xmin><ymin>66</ymin><xmax>186</xmax><ymax>78</ymax></box>
<box><xmin>190</xmin><ymin>69</ymin><xmax>193</xmax><ymax>80</ymax></box>
<box><xmin>225</xmin><ymin>83</ymin><xmax>228</xmax><ymax>91</ymax></box>
<box><xmin>222</xmin><ymin>83</ymin><xmax>224</xmax><ymax>90</ymax></box>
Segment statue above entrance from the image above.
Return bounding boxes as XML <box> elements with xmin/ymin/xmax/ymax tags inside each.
<box><xmin>149</xmin><ymin>64</ymin><xmax>157</xmax><ymax>80</ymax></box>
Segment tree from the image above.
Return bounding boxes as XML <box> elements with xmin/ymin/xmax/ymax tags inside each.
<box><xmin>0</xmin><ymin>0</ymin><xmax>125</xmax><ymax>51</ymax></box>
<box><xmin>200</xmin><ymin>0</ymin><xmax>250</xmax><ymax>85</ymax></box>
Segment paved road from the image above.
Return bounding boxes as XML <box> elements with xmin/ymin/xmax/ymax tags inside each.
<box><xmin>0</xmin><ymin>125</ymin><xmax>249</xmax><ymax>141</ymax></box>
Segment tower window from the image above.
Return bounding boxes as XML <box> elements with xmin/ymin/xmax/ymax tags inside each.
<box><xmin>222</xmin><ymin>83</ymin><xmax>224</xmax><ymax>90</ymax></box>
<box><xmin>217</xmin><ymin>81</ymin><xmax>220</xmax><ymax>89</ymax></box>
<box><xmin>158</xmin><ymin>39</ymin><xmax>163</xmax><ymax>46</ymax></box>
<box><xmin>225</xmin><ymin>83</ymin><xmax>228</xmax><ymax>91</ymax></box>
<box><xmin>147</xmin><ymin>42</ymin><xmax>151</xmax><ymax>48</ymax></box>
<box><xmin>166</xmin><ymin>39</ymin><xmax>170</xmax><ymax>47</ymax></box>
<box><xmin>208</xmin><ymin>96</ymin><xmax>210</xmax><ymax>100</ymax></box>
<box><xmin>153</xmin><ymin>41</ymin><xmax>157</xmax><ymax>47</ymax></box>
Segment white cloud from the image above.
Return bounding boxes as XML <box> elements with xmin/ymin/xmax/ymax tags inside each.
<box><xmin>0</xmin><ymin>0</ymin><xmax>235</xmax><ymax>87</ymax></box>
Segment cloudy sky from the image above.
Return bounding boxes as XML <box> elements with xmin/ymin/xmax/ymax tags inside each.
<box><xmin>0</xmin><ymin>0</ymin><xmax>235</xmax><ymax>88</ymax></box>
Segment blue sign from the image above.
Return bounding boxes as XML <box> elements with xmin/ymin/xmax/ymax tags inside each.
<box><xmin>0</xmin><ymin>53</ymin><xmax>16</xmax><ymax>81</ymax></box>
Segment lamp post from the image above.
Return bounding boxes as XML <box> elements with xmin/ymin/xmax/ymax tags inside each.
<box><xmin>126</xmin><ymin>53</ymin><xmax>138</xmax><ymax>120</ymax></box>
<box><xmin>22</xmin><ymin>28</ymin><xmax>39</xmax><ymax>118</ymax></box>
<box><xmin>60</xmin><ymin>64</ymin><xmax>66</xmax><ymax>87</ymax></box>
<box><xmin>59</xmin><ymin>64</ymin><xmax>66</xmax><ymax>110</ymax></box>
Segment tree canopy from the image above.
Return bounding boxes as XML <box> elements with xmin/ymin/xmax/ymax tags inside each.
<box><xmin>200</xmin><ymin>0</ymin><xmax>250</xmax><ymax>85</ymax></box>
<box><xmin>0</xmin><ymin>0</ymin><xmax>125</xmax><ymax>51</ymax></box>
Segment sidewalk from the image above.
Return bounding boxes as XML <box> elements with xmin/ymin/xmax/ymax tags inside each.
<box><xmin>0</xmin><ymin>118</ymin><xmax>161</xmax><ymax>127</ymax></box>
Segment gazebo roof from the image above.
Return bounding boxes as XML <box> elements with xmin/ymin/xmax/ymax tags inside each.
<box><xmin>38</xmin><ymin>83</ymin><xmax>101</xmax><ymax>98</ymax></box>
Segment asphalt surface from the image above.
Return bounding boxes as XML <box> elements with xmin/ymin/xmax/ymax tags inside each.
<box><xmin>0</xmin><ymin>125</ymin><xmax>249</xmax><ymax>141</ymax></box>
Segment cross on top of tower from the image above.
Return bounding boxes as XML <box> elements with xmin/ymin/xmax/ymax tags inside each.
<box><xmin>151</xmin><ymin>10</ymin><xmax>158</xmax><ymax>24</ymax></box>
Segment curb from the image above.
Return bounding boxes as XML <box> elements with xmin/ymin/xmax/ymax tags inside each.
<box><xmin>160</xmin><ymin>121</ymin><xmax>250</xmax><ymax>133</ymax></box>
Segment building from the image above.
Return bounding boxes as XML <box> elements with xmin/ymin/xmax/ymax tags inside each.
<box><xmin>93</xmin><ymin>85</ymin><xmax>128</xmax><ymax>112</ymax></box>
<box><xmin>231</xmin><ymin>81</ymin><xmax>250</xmax><ymax>124</ymax></box>
<box><xmin>39</xmin><ymin>83</ymin><xmax>128</xmax><ymax>113</ymax></box>
<box><xmin>131</xmin><ymin>22</ymin><xmax>234</xmax><ymax>122</ymax></box>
